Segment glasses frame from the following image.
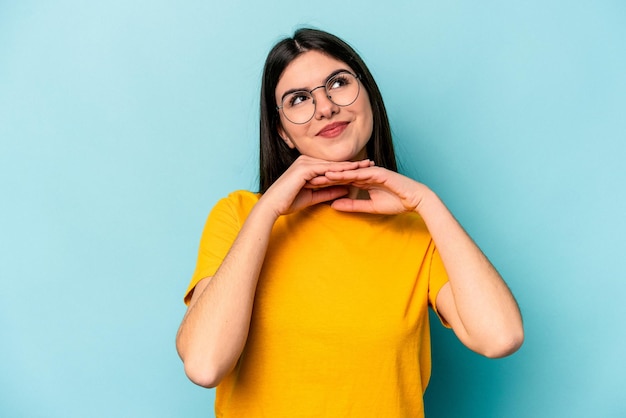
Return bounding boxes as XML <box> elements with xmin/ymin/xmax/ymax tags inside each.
<box><xmin>276</xmin><ymin>71</ymin><xmax>361</xmax><ymax>125</ymax></box>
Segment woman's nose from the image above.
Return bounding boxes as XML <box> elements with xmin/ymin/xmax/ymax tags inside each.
<box><xmin>312</xmin><ymin>89</ymin><xmax>339</xmax><ymax>120</ymax></box>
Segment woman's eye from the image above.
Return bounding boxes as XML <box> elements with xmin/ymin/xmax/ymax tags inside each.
<box><xmin>289</xmin><ymin>93</ymin><xmax>310</xmax><ymax>107</ymax></box>
<box><xmin>328</xmin><ymin>75</ymin><xmax>350</xmax><ymax>90</ymax></box>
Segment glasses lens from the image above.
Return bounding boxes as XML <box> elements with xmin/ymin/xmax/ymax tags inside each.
<box><xmin>326</xmin><ymin>72</ymin><xmax>360</xmax><ymax>107</ymax></box>
<box><xmin>281</xmin><ymin>91</ymin><xmax>315</xmax><ymax>124</ymax></box>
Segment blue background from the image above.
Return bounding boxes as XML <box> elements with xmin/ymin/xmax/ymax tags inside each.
<box><xmin>1</xmin><ymin>1</ymin><xmax>625</xmax><ymax>417</ymax></box>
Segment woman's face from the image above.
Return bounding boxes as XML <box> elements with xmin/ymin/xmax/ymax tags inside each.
<box><xmin>275</xmin><ymin>50</ymin><xmax>373</xmax><ymax>162</ymax></box>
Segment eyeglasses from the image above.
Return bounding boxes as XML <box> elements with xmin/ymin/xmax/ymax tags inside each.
<box><xmin>277</xmin><ymin>71</ymin><xmax>361</xmax><ymax>124</ymax></box>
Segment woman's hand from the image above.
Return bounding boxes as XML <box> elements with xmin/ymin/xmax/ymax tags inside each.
<box><xmin>259</xmin><ymin>155</ymin><xmax>375</xmax><ymax>218</ymax></box>
<box><xmin>311</xmin><ymin>164</ymin><xmax>524</xmax><ymax>357</ymax></box>
<box><xmin>177</xmin><ymin>155</ymin><xmax>379</xmax><ymax>388</ymax></box>
<box><xmin>307</xmin><ymin>166</ymin><xmax>431</xmax><ymax>215</ymax></box>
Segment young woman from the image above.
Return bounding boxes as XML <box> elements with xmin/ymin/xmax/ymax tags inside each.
<box><xmin>176</xmin><ymin>28</ymin><xmax>524</xmax><ymax>417</ymax></box>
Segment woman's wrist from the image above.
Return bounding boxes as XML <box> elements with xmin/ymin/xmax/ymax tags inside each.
<box><xmin>412</xmin><ymin>186</ymin><xmax>440</xmax><ymax>216</ymax></box>
<box><xmin>253</xmin><ymin>194</ymin><xmax>284</xmax><ymax>223</ymax></box>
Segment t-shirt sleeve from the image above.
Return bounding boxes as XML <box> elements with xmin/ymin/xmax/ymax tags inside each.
<box><xmin>427</xmin><ymin>245</ymin><xmax>451</xmax><ymax>328</ymax></box>
<box><xmin>183</xmin><ymin>193</ymin><xmax>250</xmax><ymax>305</ymax></box>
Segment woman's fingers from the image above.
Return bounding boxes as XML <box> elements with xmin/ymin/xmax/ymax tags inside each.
<box><xmin>267</xmin><ymin>157</ymin><xmax>373</xmax><ymax>214</ymax></box>
<box><xmin>330</xmin><ymin>197</ymin><xmax>376</xmax><ymax>212</ymax></box>
<box><xmin>306</xmin><ymin>160</ymin><xmax>376</xmax><ymax>185</ymax></box>
<box><xmin>323</xmin><ymin>166</ymin><xmax>382</xmax><ymax>182</ymax></box>
<box><xmin>305</xmin><ymin>176</ymin><xmax>338</xmax><ymax>187</ymax></box>
<box><xmin>262</xmin><ymin>157</ymin><xmax>378</xmax><ymax>216</ymax></box>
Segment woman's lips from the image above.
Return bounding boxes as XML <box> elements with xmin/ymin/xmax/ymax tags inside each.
<box><xmin>317</xmin><ymin>122</ymin><xmax>349</xmax><ymax>138</ymax></box>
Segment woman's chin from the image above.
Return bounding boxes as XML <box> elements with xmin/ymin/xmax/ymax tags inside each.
<box><xmin>319</xmin><ymin>149</ymin><xmax>367</xmax><ymax>163</ymax></box>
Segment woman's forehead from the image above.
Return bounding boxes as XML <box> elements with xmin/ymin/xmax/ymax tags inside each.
<box><xmin>275</xmin><ymin>51</ymin><xmax>353</xmax><ymax>96</ymax></box>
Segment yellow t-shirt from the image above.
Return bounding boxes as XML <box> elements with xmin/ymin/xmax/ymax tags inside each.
<box><xmin>185</xmin><ymin>190</ymin><xmax>449</xmax><ymax>417</ymax></box>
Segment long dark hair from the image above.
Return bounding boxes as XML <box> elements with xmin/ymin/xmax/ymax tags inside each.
<box><xmin>259</xmin><ymin>28</ymin><xmax>397</xmax><ymax>193</ymax></box>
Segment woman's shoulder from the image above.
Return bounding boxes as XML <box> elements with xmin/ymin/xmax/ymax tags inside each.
<box><xmin>202</xmin><ymin>190</ymin><xmax>261</xmax><ymax>229</ymax></box>
<box><xmin>223</xmin><ymin>189</ymin><xmax>261</xmax><ymax>203</ymax></box>
<box><xmin>213</xmin><ymin>189</ymin><xmax>261</xmax><ymax>214</ymax></box>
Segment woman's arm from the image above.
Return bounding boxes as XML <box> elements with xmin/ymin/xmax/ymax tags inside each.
<box><xmin>312</xmin><ymin>167</ymin><xmax>524</xmax><ymax>357</ymax></box>
<box><xmin>175</xmin><ymin>202</ymin><xmax>278</xmax><ymax>388</ymax></box>
<box><xmin>414</xmin><ymin>189</ymin><xmax>523</xmax><ymax>358</ymax></box>
<box><xmin>175</xmin><ymin>157</ymin><xmax>374</xmax><ymax>387</ymax></box>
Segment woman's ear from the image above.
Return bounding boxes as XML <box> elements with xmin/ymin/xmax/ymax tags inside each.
<box><xmin>277</xmin><ymin>125</ymin><xmax>296</xmax><ymax>149</ymax></box>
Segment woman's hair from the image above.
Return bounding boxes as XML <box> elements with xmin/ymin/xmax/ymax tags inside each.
<box><xmin>259</xmin><ymin>28</ymin><xmax>397</xmax><ymax>193</ymax></box>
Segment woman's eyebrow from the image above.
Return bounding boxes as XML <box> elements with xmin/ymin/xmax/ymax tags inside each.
<box><xmin>280</xmin><ymin>68</ymin><xmax>352</xmax><ymax>102</ymax></box>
